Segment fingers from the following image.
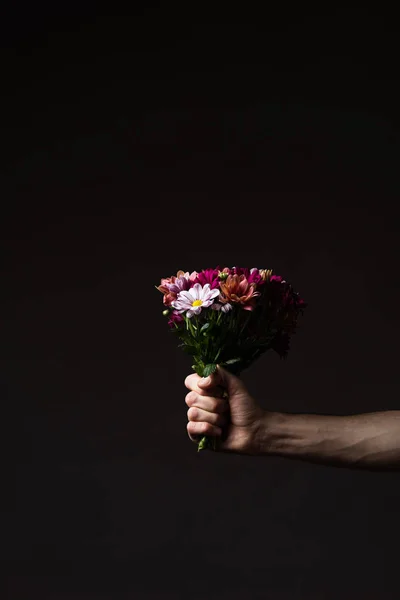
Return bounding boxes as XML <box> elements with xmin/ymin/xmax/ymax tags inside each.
<box><xmin>187</xmin><ymin>421</ymin><xmax>222</xmax><ymax>440</ymax></box>
<box><xmin>185</xmin><ymin>390</ymin><xmax>228</xmax><ymax>414</ymax></box>
<box><xmin>184</xmin><ymin>371</ymin><xmax>225</xmax><ymax>397</ymax></box>
<box><xmin>184</xmin><ymin>370</ymin><xmax>230</xmax><ymax>446</ymax></box>
<box><xmin>187</xmin><ymin>404</ymin><xmax>228</xmax><ymax>428</ymax></box>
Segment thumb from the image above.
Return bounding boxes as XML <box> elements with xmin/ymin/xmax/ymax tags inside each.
<box><xmin>196</xmin><ymin>365</ymin><xmax>236</xmax><ymax>392</ymax></box>
<box><xmin>197</xmin><ymin>365</ymin><xmax>243</xmax><ymax>395</ymax></box>
<box><xmin>214</xmin><ymin>364</ymin><xmax>244</xmax><ymax>396</ymax></box>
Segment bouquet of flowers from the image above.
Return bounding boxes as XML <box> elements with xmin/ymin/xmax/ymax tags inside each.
<box><xmin>156</xmin><ymin>266</ymin><xmax>306</xmax><ymax>452</ymax></box>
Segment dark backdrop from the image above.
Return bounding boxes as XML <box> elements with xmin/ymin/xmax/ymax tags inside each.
<box><xmin>2</xmin><ymin>6</ymin><xmax>399</xmax><ymax>599</ymax></box>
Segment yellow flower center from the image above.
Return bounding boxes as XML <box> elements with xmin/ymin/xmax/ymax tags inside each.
<box><xmin>192</xmin><ymin>299</ymin><xmax>203</xmax><ymax>307</ymax></box>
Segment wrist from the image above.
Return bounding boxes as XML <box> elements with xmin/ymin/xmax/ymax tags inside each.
<box><xmin>253</xmin><ymin>410</ymin><xmax>287</xmax><ymax>456</ymax></box>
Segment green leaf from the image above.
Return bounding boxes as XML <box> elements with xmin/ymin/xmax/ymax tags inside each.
<box><xmin>214</xmin><ymin>347</ymin><xmax>222</xmax><ymax>362</ymax></box>
<box><xmin>200</xmin><ymin>323</ymin><xmax>210</xmax><ymax>333</ymax></box>
<box><xmin>224</xmin><ymin>357</ymin><xmax>241</xmax><ymax>365</ymax></box>
<box><xmin>203</xmin><ymin>363</ymin><xmax>218</xmax><ymax>377</ymax></box>
<box><xmin>192</xmin><ymin>359</ymin><xmax>206</xmax><ymax>375</ymax></box>
<box><xmin>187</xmin><ymin>318</ymin><xmax>197</xmax><ymax>338</ymax></box>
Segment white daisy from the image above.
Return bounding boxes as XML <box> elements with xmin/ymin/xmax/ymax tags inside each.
<box><xmin>171</xmin><ymin>283</ymin><xmax>220</xmax><ymax>318</ymax></box>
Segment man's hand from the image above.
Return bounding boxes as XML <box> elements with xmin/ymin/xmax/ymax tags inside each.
<box><xmin>184</xmin><ymin>365</ymin><xmax>265</xmax><ymax>454</ymax></box>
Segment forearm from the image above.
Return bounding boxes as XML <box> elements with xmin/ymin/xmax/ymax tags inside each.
<box><xmin>257</xmin><ymin>410</ymin><xmax>400</xmax><ymax>470</ymax></box>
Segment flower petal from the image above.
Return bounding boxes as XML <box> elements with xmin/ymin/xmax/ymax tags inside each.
<box><xmin>221</xmin><ymin>303</ymin><xmax>232</xmax><ymax>313</ymax></box>
<box><xmin>201</xmin><ymin>283</ymin><xmax>210</xmax><ymax>297</ymax></box>
<box><xmin>208</xmin><ymin>288</ymin><xmax>220</xmax><ymax>299</ymax></box>
<box><xmin>171</xmin><ymin>300</ymin><xmax>187</xmax><ymax>310</ymax></box>
<box><xmin>201</xmin><ymin>299</ymin><xmax>213</xmax><ymax>307</ymax></box>
<box><xmin>191</xmin><ymin>283</ymin><xmax>201</xmax><ymax>300</ymax></box>
<box><xmin>171</xmin><ymin>306</ymin><xmax>186</xmax><ymax>313</ymax></box>
<box><xmin>178</xmin><ymin>290</ymin><xmax>195</xmax><ymax>303</ymax></box>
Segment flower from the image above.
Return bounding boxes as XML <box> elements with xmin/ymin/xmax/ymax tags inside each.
<box><xmin>259</xmin><ymin>269</ymin><xmax>273</xmax><ymax>282</ymax></box>
<box><xmin>211</xmin><ymin>302</ymin><xmax>233</xmax><ymax>312</ymax></box>
<box><xmin>219</xmin><ymin>274</ymin><xmax>261</xmax><ymax>311</ymax></box>
<box><xmin>162</xmin><ymin>291</ymin><xmax>176</xmax><ymax>307</ymax></box>
<box><xmin>270</xmin><ymin>275</ymin><xmax>285</xmax><ymax>283</ymax></box>
<box><xmin>232</xmin><ymin>266</ymin><xmax>250</xmax><ymax>278</ymax></box>
<box><xmin>172</xmin><ymin>283</ymin><xmax>220</xmax><ymax>318</ymax></box>
<box><xmin>167</xmin><ymin>275</ymin><xmax>191</xmax><ymax>295</ymax></box>
<box><xmin>248</xmin><ymin>267</ymin><xmax>264</xmax><ymax>286</ymax></box>
<box><xmin>156</xmin><ymin>270</ymin><xmax>198</xmax><ymax>306</ymax></box>
<box><xmin>194</xmin><ymin>267</ymin><xmax>221</xmax><ymax>290</ymax></box>
<box><xmin>179</xmin><ymin>270</ymin><xmax>199</xmax><ymax>285</ymax></box>
<box><xmin>167</xmin><ymin>311</ymin><xmax>184</xmax><ymax>328</ymax></box>
<box><xmin>156</xmin><ymin>276</ymin><xmax>176</xmax><ymax>295</ymax></box>
<box><xmin>231</xmin><ymin>267</ymin><xmax>264</xmax><ymax>286</ymax></box>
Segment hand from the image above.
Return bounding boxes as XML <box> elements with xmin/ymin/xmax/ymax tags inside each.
<box><xmin>184</xmin><ymin>365</ymin><xmax>265</xmax><ymax>454</ymax></box>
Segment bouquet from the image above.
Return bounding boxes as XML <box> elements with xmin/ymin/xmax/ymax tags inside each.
<box><xmin>156</xmin><ymin>266</ymin><xmax>306</xmax><ymax>452</ymax></box>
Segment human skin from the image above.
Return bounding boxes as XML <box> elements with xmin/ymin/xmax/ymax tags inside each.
<box><xmin>185</xmin><ymin>366</ymin><xmax>400</xmax><ymax>471</ymax></box>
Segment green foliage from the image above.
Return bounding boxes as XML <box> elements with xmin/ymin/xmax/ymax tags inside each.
<box><xmin>224</xmin><ymin>357</ymin><xmax>241</xmax><ymax>365</ymax></box>
<box><xmin>202</xmin><ymin>363</ymin><xmax>218</xmax><ymax>377</ymax></box>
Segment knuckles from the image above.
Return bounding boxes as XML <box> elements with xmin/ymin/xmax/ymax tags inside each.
<box><xmin>184</xmin><ymin>374</ymin><xmax>198</xmax><ymax>390</ymax></box>
<box><xmin>187</xmin><ymin>420</ymin><xmax>210</xmax><ymax>434</ymax></box>
<box><xmin>185</xmin><ymin>391</ymin><xmax>198</xmax><ymax>406</ymax></box>
<box><xmin>187</xmin><ymin>406</ymin><xmax>198</xmax><ymax>420</ymax></box>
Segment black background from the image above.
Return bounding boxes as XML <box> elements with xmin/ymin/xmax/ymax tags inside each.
<box><xmin>2</xmin><ymin>5</ymin><xmax>400</xmax><ymax>599</ymax></box>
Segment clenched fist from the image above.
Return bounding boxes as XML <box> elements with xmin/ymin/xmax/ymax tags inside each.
<box><xmin>184</xmin><ymin>365</ymin><xmax>266</xmax><ymax>455</ymax></box>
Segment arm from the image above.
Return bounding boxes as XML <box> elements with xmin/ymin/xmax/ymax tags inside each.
<box><xmin>256</xmin><ymin>410</ymin><xmax>400</xmax><ymax>470</ymax></box>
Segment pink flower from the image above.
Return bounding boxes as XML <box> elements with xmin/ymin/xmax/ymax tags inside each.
<box><xmin>231</xmin><ymin>267</ymin><xmax>264</xmax><ymax>286</ymax></box>
<box><xmin>172</xmin><ymin>283</ymin><xmax>220</xmax><ymax>318</ymax></box>
<box><xmin>157</xmin><ymin>270</ymin><xmax>198</xmax><ymax>306</ymax></box>
<box><xmin>167</xmin><ymin>275</ymin><xmax>191</xmax><ymax>295</ymax></box>
<box><xmin>156</xmin><ymin>276</ymin><xmax>175</xmax><ymax>295</ymax></box>
<box><xmin>179</xmin><ymin>271</ymin><xmax>199</xmax><ymax>285</ymax></box>
<box><xmin>248</xmin><ymin>267</ymin><xmax>265</xmax><ymax>286</ymax></box>
<box><xmin>162</xmin><ymin>292</ymin><xmax>176</xmax><ymax>307</ymax></box>
<box><xmin>194</xmin><ymin>267</ymin><xmax>221</xmax><ymax>290</ymax></box>
<box><xmin>270</xmin><ymin>275</ymin><xmax>285</xmax><ymax>283</ymax></box>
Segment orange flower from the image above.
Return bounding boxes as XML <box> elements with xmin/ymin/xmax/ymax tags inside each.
<box><xmin>219</xmin><ymin>274</ymin><xmax>261</xmax><ymax>311</ymax></box>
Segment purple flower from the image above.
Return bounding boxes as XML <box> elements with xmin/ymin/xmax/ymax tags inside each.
<box><xmin>167</xmin><ymin>311</ymin><xmax>184</xmax><ymax>328</ymax></box>
<box><xmin>247</xmin><ymin>267</ymin><xmax>264</xmax><ymax>286</ymax></box>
